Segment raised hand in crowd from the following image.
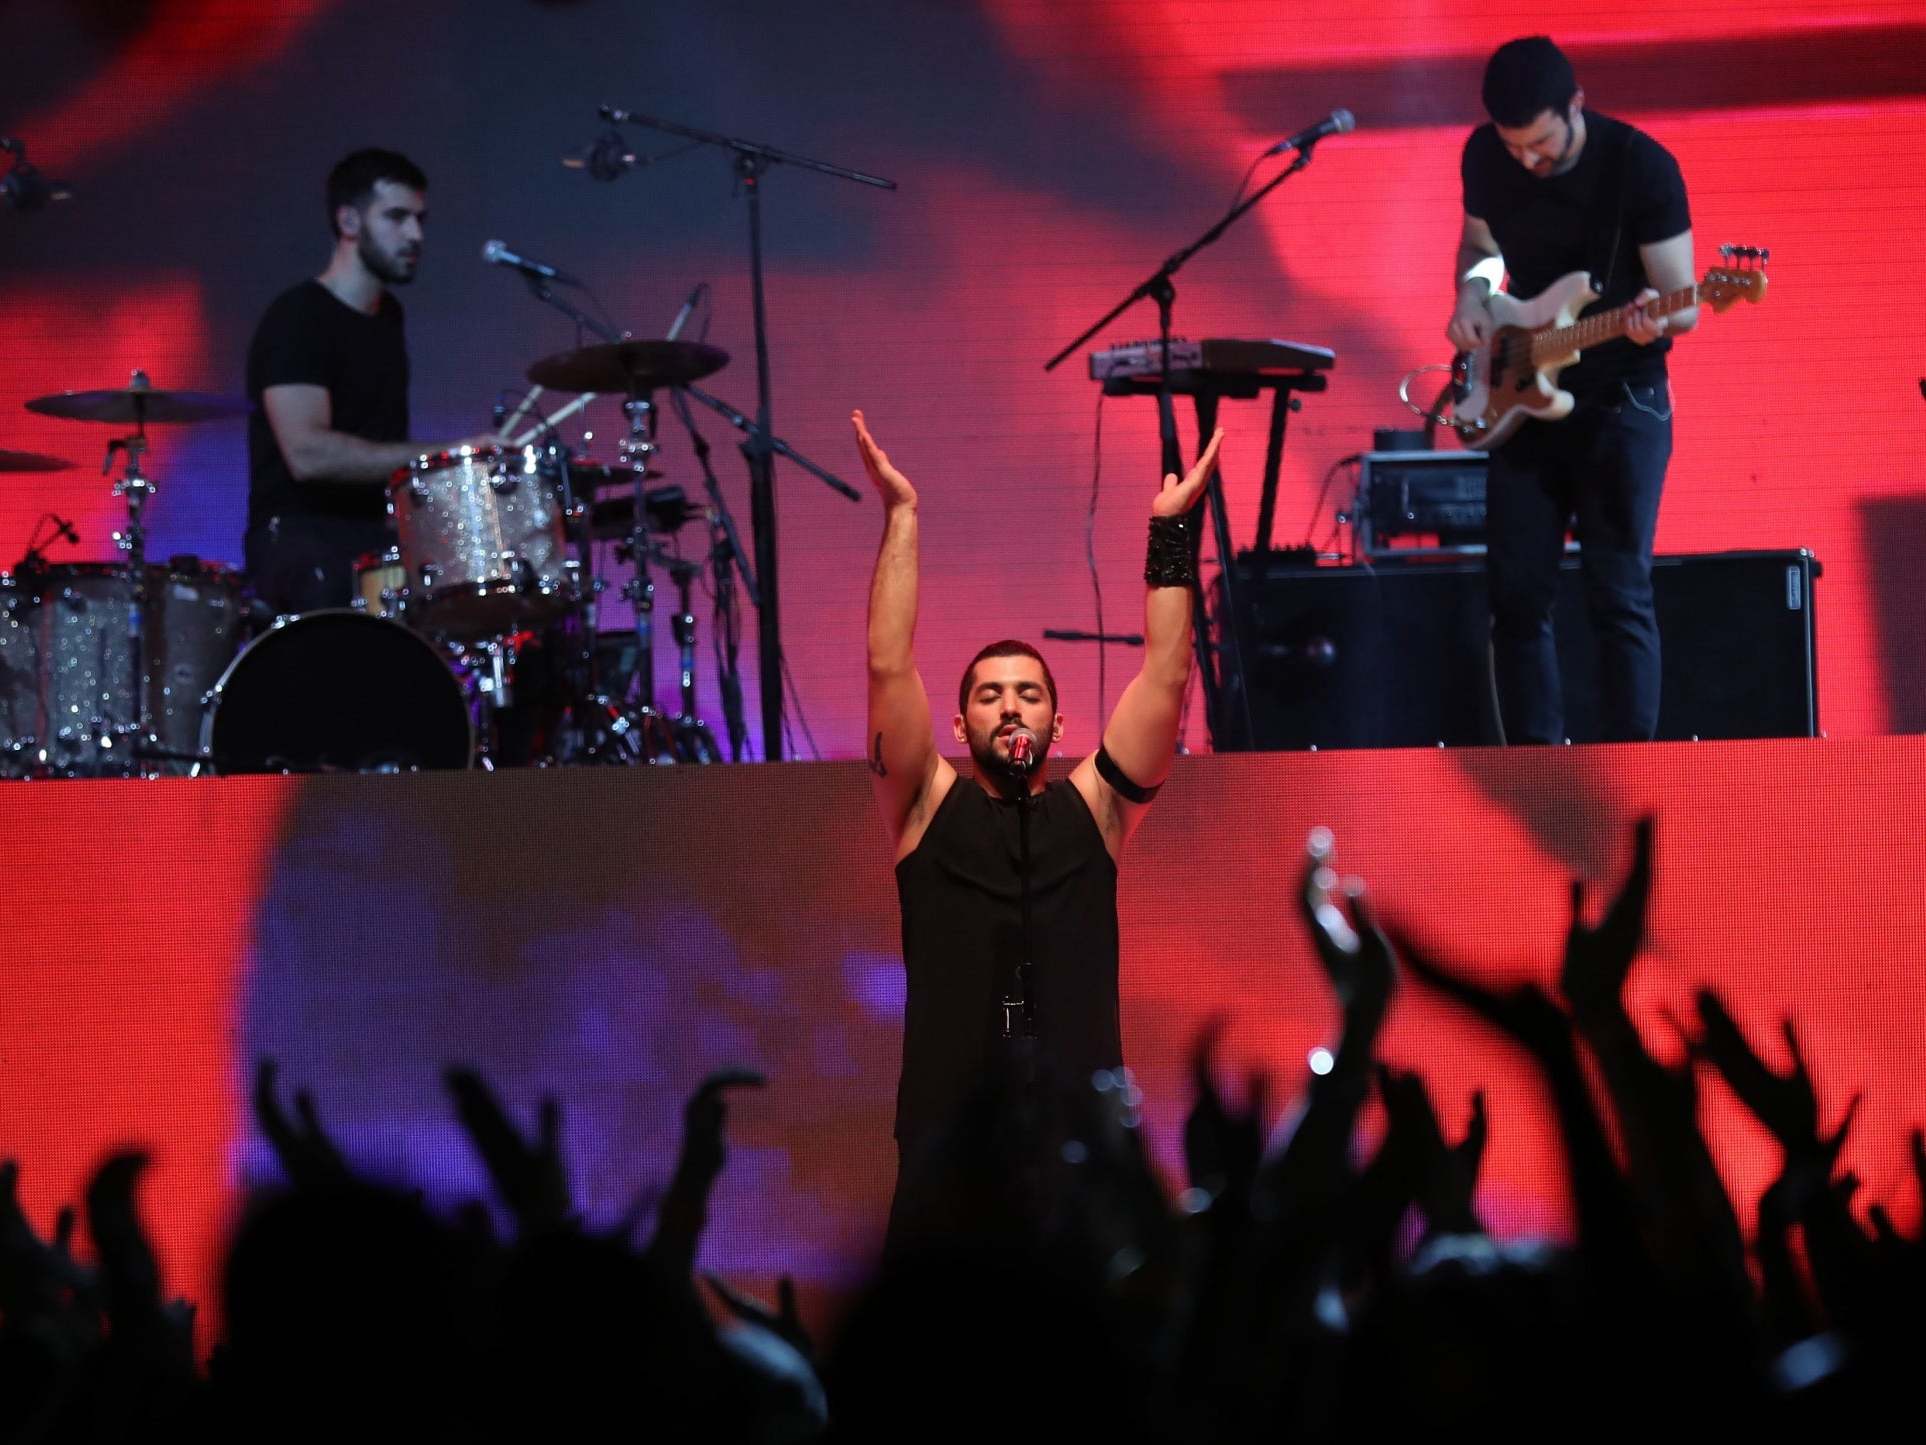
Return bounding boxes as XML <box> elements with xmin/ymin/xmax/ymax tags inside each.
<box><xmin>252</xmin><ymin>1058</ymin><xmax>351</xmax><ymax>1190</ymax></box>
<box><xmin>1182</xmin><ymin>1015</ymin><xmax>1270</xmax><ymax>1215</ymax></box>
<box><xmin>446</xmin><ymin>1065</ymin><xmax>575</xmax><ymax>1238</ymax></box>
<box><xmin>1378</xmin><ymin>1065</ymin><xmax>1489</xmax><ymax>1245</ymax></box>
<box><xmin>646</xmin><ymin>1068</ymin><xmax>766</xmax><ymax>1279</ymax></box>
<box><xmin>1560</xmin><ymin>819</ymin><xmax>1750</xmax><ymax>1315</ymax></box>
<box><xmin>1695</xmin><ymin>990</ymin><xmax>1874</xmax><ymax>1331</ymax></box>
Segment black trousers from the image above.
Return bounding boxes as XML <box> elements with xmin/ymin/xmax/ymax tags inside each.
<box><xmin>244</xmin><ymin>513</ymin><xmax>390</xmax><ymax>617</ymax></box>
<box><xmin>1485</xmin><ymin>377</ymin><xmax>1674</xmax><ymax>745</ymax></box>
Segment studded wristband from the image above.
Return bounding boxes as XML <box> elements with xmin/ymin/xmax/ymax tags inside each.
<box><xmin>1144</xmin><ymin>512</ymin><xmax>1199</xmax><ymax>588</ymax></box>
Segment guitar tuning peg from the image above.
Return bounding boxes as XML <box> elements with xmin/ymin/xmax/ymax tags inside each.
<box><xmin>1719</xmin><ymin>243</ymin><xmax>1733</xmax><ymax>259</ymax></box>
<box><xmin>1759</xmin><ymin>247</ymin><xmax>1770</xmax><ymax>265</ymax></box>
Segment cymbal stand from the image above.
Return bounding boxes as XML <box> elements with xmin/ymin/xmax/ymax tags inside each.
<box><xmin>519</xmin><ymin>276</ymin><xmax>604</xmax><ymax>703</ymax></box>
<box><xmin>662</xmin><ymin>551</ymin><xmax>720</xmax><ymax>763</ymax></box>
<box><xmin>103</xmin><ymin>388</ymin><xmax>156</xmax><ymax>774</ymax></box>
<box><xmin>617</xmin><ymin>390</ymin><xmax>680</xmax><ymax>763</ymax></box>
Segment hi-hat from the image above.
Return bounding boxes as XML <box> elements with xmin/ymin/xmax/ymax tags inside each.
<box><xmin>527</xmin><ymin>339</ymin><xmax>729</xmax><ymax>394</ymax></box>
<box><xmin>26</xmin><ymin>382</ymin><xmax>249</xmax><ymax>425</ymax></box>
<box><xmin>0</xmin><ymin>448</ymin><xmax>76</xmax><ymax>473</ymax></box>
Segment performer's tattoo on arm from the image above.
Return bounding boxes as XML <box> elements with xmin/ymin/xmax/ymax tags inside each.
<box><xmin>868</xmin><ymin>731</ymin><xmax>888</xmax><ymax>778</ymax></box>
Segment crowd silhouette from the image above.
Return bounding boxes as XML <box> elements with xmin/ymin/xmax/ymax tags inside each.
<box><xmin>4</xmin><ymin>819</ymin><xmax>1921</xmax><ymax>1441</ymax></box>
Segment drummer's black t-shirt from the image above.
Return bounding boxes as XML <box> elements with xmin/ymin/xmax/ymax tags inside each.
<box><xmin>245</xmin><ymin>279</ymin><xmax>410</xmax><ymax>531</ymax></box>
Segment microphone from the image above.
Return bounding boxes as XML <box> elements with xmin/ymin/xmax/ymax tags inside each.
<box><xmin>481</xmin><ymin>239</ymin><xmax>583</xmax><ymax>288</ymax></box>
<box><xmin>563</xmin><ymin>129</ymin><xmax>639</xmax><ymax>183</ymax></box>
<box><xmin>1006</xmin><ymin>726</ymin><xmax>1039</xmax><ymax>773</ymax></box>
<box><xmin>1261</xmin><ymin>108</ymin><xmax>1355</xmax><ymax>158</ymax></box>
<box><xmin>665</xmin><ymin>282</ymin><xmax>706</xmax><ymax>342</ymax></box>
<box><xmin>50</xmin><ymin>514</ymin><xmax>80</xmax><ymax>545</ymax></box>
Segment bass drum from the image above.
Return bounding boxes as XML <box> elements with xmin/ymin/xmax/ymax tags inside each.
<box><xmin>202</xmin><ymin>610</ymin><xmax>472</xmax><ymax>774</ymax></box>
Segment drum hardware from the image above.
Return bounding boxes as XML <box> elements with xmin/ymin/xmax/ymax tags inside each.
<box><xmin>352</xmin><ymin>548</ymin><xmax>409</xmax><ymax>619</ymax></box>
<box><xmin>387</xmin><ymin>444</ymin><xmax>573</xmax><ymax>637</ymax></box>
<box><xmin>2</xmin><ymin>559</ymin><xmax>244</xmax><ymax>778</ymax></box>
<box><xmin>199</xmin><ymin>610</ymin><xmax>471</xmax><ymax>775</ymax></box>
<box><xmin>590</xmin><ymin>104</ymin><xmax>887</xmax><ymax>757</ymax></box>
<box><xmin>524</xmin><ymin>338</ymin><xmax>730</xmax><ymax>396</ymax></box>
<box><xmin>17</xmin><ymin>371</ymin><xmax>249</xmax><ymax>775</ymax></box>
<box><xmin>662</xmin><ymin>552</ymin><xmax>720</xmax><ymax>763</ymax></box>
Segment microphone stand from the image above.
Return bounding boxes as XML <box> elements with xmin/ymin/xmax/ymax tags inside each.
<box><xmin>671</xmin><ymin>386</ymin><xmax>754</xmax><ymax>760</ymax></box>
<box><xmin>1000</xmin><ymin>760</ymin><xmax>1040</xmax><ymax>1044</ymax></box>
<box><xmin>1043</xmin><ymin>145</ymin><xmax>1324</xmax><ymax>750</ymax></box>
<box><xmin>601</xmin><ymin>104</ymin><xmax>893</xmax><ymax>759</ymax></box>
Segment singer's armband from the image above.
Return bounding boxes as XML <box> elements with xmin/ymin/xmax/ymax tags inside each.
<box><xmin>1095</xmin><ymin>745</ymin><xmax>1160</xmax><ymax>805</ymax></box>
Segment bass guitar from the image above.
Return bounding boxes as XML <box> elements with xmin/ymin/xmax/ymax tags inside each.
<box><xmin>1449</xmin><ymin>243</ymin><xmax>1768</xmax><ymax>449</ymax></box>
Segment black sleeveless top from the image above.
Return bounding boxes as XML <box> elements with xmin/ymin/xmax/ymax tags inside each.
<box><xmin>892</xmin><ymin>775</ymin><xmax>1122</xmax><ymax>1143</ymax></box>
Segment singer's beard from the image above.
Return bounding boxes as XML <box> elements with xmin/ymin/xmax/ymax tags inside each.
<box><xmin>969</xmin><ymin>725</ymin><xmax>1047</xmax><ymax>787</ymax></box>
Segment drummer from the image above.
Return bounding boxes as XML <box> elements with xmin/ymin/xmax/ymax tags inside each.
<box><xmin>244</xmin><ymin>148</ymin><xmax>493</xmax><ymax>615</ymax></box>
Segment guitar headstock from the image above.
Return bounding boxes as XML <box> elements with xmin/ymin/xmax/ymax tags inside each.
<box><xmin>1700</xmin><ymin>244</ymin><xmax>1769</xmax><ymax>311</ymax></box>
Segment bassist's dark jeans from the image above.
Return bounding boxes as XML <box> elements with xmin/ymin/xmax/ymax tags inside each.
<box><xmin>1486</xmin><ymin>378</ymin><xmax>1673</xmax><ymax>744</ymax></box>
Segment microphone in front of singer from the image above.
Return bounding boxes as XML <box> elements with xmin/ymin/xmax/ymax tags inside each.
<box><xmin>1002</xmin><ymin>724</ymin><xmax>1042</xmax><ymax>798</ymax></box>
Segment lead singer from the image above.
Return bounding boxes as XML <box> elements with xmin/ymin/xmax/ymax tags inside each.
<box><xmin>853</xmin><ymin>409</ymin><xmax>1224</xmax><ymax>1250</ymax></box>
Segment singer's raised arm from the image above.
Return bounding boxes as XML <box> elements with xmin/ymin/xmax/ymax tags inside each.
<box><xmin>855</xmin><ymin>411</ymin><xmax>956</xmax><ymax>856</ymax></box>
<box><xmin>1070</xmin><ymin>427</ymin><xmax>1223</xmax><ymax>856</ymax></box>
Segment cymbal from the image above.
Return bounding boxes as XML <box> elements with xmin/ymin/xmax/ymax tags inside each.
<box><xmin>0</xmin><ymin>448</ymin><xmax>76</xmax><ymax>473</ymax></box>
<box><xmin>587</xmin><ymin>485</ymin><xmax>696</xmax><ymax>539</ymax></box>
<box><xmin>527</xmin><ymin>339</ymin><xmax>729</xmax><ymax>394</ymax></box>
<box><xmin>25</xmin><ymin>386</ymin><xmax>249</xmax><ymax>424</ymax></box>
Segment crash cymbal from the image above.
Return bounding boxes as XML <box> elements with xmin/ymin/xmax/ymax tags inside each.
<box><xmin>0</xmin><ymin>448</ymin><xmax>76</xmax><ymax>473</ymax></box>
<box><xmin>587</xmin><ymin>484</ymin><xmax>696</xmax><ymax>539</ymax></box>
<box><xmin>526</xmin><ymin>339</ymin><xmax>728</xmax><ymax>394</ymax></box>
<box><xmin>25</xmin><ymin>384</ymin><xmax>249</xmax><ymax>425</ymax></box>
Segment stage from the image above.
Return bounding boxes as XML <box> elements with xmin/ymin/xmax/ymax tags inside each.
<box><xmin>4</xmin><ymin>737</ymin><xmax>1923</xmax><ymax>1342</ymax></box>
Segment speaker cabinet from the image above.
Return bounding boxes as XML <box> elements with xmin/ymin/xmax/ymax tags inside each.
<box><xmin>1219</xmin><ymin>550</ymin><xmax>1819</xmax><ymax>749</ymax></box>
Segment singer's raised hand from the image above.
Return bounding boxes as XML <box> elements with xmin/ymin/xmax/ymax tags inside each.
<box><xmin>852</xmin><ymin>409</ymin><xmax>917</xmax><ymax>510</ymax></box>
<box><xmin>1152</xmin><ymin>426</ymin><xmax>1224</xmax><ymax>517</ymax></box>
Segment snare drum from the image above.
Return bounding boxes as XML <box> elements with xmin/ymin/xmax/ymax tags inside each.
<box><xmin>0</xmin><ymin>559</ymin><xmax>244</xmax><ymax>777</ymax></box>
<box><xmin>201</xmin><ymin>610</ymin><xmax>472</xmax><ymax>774</ymax></box>
<box><xmin>388</xmin><ymin>444</ymin><xmax>570</xmax><ymax>636</ymax></box>
<box><xmin>352</xmin><ymin>547</ymin><xmax>409</xmax><ymax>619</ymax></box>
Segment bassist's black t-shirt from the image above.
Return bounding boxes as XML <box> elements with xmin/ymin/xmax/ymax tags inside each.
<box><xmin>245</xmin><ymin>279</ymin><xmax>410</xmax><ymax>531</ymax></box>
<box><xmin>1461</xmin><ymin>111</ymin><xmax>1690</xmax><ymax>394</ymax></box>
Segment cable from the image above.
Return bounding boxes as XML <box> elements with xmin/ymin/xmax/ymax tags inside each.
<box><xmin>778</xmin><ymin>651</ymin><xmax>821</xmax><ymax>762</ymax></box>
<box><xmin>1301</xmin><ymin>452</ymin><xmax>1362</xmax><ymax>547</ymax></box>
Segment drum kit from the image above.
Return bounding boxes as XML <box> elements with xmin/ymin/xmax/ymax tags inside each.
<box><xmin>0</xmin><ymin>341</ymin><xmax>740</xmax><ymax>779</ymax></box>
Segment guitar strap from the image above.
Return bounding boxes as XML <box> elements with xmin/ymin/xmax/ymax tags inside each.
<box><xmin>1586</xmin><ymin>115</ymin><xmax>1634</xmax><ymax>302</ymax></box>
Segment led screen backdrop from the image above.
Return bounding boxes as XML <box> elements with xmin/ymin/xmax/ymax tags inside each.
<box><xmin>4</xmin><ymin>741</ymin><xmax>1925</xmax><ymax>1344</ymax></box>
<box><xmin>4</xmin><ymin>0</ymin><xmax>1924</xmax><ymax>759</ymax></box>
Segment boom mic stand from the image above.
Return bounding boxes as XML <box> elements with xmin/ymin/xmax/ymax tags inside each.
<box><xmin>599</xmin><ymin>104</ymin><xmax>892</xmax><ymax>758</ymax></box>
<box><xmin>1043</xmin><ymin>144</ymin><xmax>1328</xmax><ymax>750</ymax></box>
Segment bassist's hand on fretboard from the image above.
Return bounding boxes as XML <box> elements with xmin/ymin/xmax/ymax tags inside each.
<box><xmin>1624</xmin><ymin>287</ymin><xmax>1669</xmax><ymax>345</ymax></box>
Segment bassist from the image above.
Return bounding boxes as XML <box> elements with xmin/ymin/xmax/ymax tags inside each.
<box><xmin>1445</xmin><ymin>36</ymin><xmax>1695</xmax><ymax>744</ymax></box>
